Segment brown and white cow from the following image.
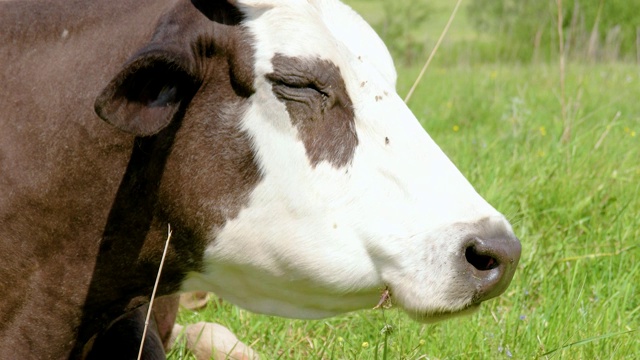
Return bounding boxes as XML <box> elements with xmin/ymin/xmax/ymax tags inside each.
<box><xmin>0</xmin><ymin>0</ymin><xmax>521</xmax><ymax>358</ymax></box>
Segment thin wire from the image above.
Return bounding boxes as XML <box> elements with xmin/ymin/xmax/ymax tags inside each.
<box><xmin>404</xmin><ymin>0</ymin><xmax>463</xmax><ymax>104</ymax></box>
<box><xmin>137</xmin><ymin>224</ymin><xmax>173</xmax><ymax>360</ymax></box>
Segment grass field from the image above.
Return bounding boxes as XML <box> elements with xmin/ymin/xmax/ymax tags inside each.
<box><xmin>169</xmin><ymin>2</ymin><xmax>639</xmax><ymax>358</ymax></box>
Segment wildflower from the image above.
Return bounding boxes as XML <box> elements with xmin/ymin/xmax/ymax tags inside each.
<box><xmin>419</xmin><ymin>339</ymin><xmax>426</xmax><ymax>346</ymax></box>
<box><xmin>337</xmin><ymin>337</ymin><xmax>344</xmax><ymax>343</ymax></box>
<box><xmin>539</xmin><ymin>126</ymin><xmax>546</xmax><ymax>136</ymax></box>
<box><xmin>452</xmin><ymin>125</ymin><xmax>460</xmax><ymax>132</ymax></box>
<box><xmin>631</xmin><ymin>131</ymin><xmax>636</xmax><ymax>137</ymax></box>
<box><xmin>361</xmin><ymin>342</ymin><xmax>370</xmax><ymax>349</ymax></box>
<box><xmin>490</xmin><ymin>70</ymin><xmax>498</xmax><ymax>80</ymax></box>
<box><xmin>519</xmin><ymin>315</ymin><xmax>526</xmax><ymax>320</ymax></box>
<box><xmin>446</xmin><ymin>101</ymin><xmax>453</xmax><ymax>109</ymax></box>
<box><xmin>537</xmin><ymin>150</ymin><xmax>545</xmax><ymax>158</ymax></box>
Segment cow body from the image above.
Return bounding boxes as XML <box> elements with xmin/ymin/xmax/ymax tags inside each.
<box><xmin>0</xmin><ymin>0</ymin><xmax>521</xmax><ymax>358</ymax></box>
<box><xmin>1</xmin><ymin>1</ymin><xmax>219</xmax><ymax>357</ymax></box>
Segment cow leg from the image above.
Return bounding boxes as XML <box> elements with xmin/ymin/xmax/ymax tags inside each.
<box><xmin>165</xmin><ymin>293</ymin><xmax>259</xmax><ymax>360</ymax></box>
<box><xmin>153</xmin><ymin>295</ymin><xmax>181</xmax><ymax>351</ymax></box>
<box><xmin>83</xmin><ymin>296</ymin><xmax>179</xmax><ymax>360</ymax></box>
<box><xmin>84</xmin><ymin>292</ymin><xmax>259</xmax><ymax>359</ymax></box>
<box><xmin>169</xmin><ymin>322</ymin><xmax>258</xmax><ymax>360</ymax></box>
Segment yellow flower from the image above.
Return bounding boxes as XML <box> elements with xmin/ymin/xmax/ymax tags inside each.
<box><xmin>537</xmin><ymin>150</ymin><xmax>545</xmax><ymax>158</ymax></box>
<box><xmin>446</xmin><ymin>101</ymin><xmax>453</xmax><ymax>109</ymax></box>
<box><xmin>453</xmin><ymin>125</ymin><xmax>460</xmax><ymax>132</ymax></box>
<box><xmin>362</xmin><ymin>342</ymin><xmax>370</xmax><ymax>349</ymax></box>
<box><xmin>337</xmin><ymin>337</ymin><xmax>344</xmax><ymax>343</ymax></box>
<box><xmin>419</xmin><ymin>339</ymin><xmax>426</xmax><ymax>346</ymax></box>
<box><xmin>539</xmin><ymin>126</ymin><xmax>547</xmax><ymax>136</ymax></box>
<box><xmin>631</xmin><ymin>131</ymin><xmax>636</xmax><ymax>137</ymax></box>
<box><xmin>490</xmin><ymin>70</ymin><xmax>498</xmax><ymax>80</ymax></box>
<box><xmin>624</xmin><ymin>127</ymin><xmax>631</xmax><ymax>133</ymax></box>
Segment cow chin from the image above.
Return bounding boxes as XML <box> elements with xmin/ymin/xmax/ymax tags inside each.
<box><xmin>181</xmin><ymin>265</ymin><xmax>383</xmax><ymax>319</ymax></box>
<box><xmin>407</xmin><ymin>303</ymin><xmax>482</xmax><ymax>324</ymax></box>
<box><xmin>181</xmin><ymin>262</ymin><xmax>485</xmax><ymax>322</ymax></box>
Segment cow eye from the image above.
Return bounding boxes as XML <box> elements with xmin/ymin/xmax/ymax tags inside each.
<box><xmin>266</xmin><ymin>73</ymin><xmax>329</xmax><ymax>100</ymax></box>
<box><xmin>283</xmin><ymin>81</ymin><xmax>329</xmax><ymax>104</ymax></box>
<box><xmin>280</xmin><ymin>80</ymin><xmax>325</xmax><ymax>95</ymax></box>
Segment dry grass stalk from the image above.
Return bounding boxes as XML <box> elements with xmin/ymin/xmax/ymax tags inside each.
<box><xmin>556</xmin><ymin>0</ymin><xmax>570</xmax><ymax>144</ymax></box>
<box><xmin>137</xmin><ymin>224</ymin><xmax>173</xmax><ymax>360</ymax></box>
<box><xmin>593</xmin><ymin>111</ymin><xmax>620</xmax><ymax>150</ymax></box>
<box><xmin>587</xmin><ymin>0</ymin><xmax>604</xmax><ymax>61</ymax></box>
<box><xmin>404</xmin><ymin>0</ymin><xmax>463</xmax><ymax>104</ymax></box>
<box><xmin>637</xmin><ymin>27</ymin><xmax>640</xmax><ymax>64</ymax></box>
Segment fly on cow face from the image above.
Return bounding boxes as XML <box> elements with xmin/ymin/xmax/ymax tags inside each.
<box><xmin>266</xmin><ymin>54</ymin><xmax>357</xmax><ymax>168</ymax></box>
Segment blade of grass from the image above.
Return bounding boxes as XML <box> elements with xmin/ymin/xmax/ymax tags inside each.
<box><xmin>541</xmin><ymin>329</ymin><xmax>638</xmax><ymax>357</ymax></box>
<box><xmin>404</xmin><ymin>0</ymin><xmax>463</xmax><ymax>104</ymax></box>
<box><xmin>556</xmin><ymin>244</ymin><xmax>639</xmax><ymax>262</ymax></box>
<box><xmin>138</xmin><ymin>224</ymin><xmax>173</xmax><ymax>360</ymax></box>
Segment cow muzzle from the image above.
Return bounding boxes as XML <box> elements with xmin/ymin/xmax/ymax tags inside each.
<box><xmin>463</xmin><ymin>233</ymin><xmax>521</xmax><ymax>304</ymax></box>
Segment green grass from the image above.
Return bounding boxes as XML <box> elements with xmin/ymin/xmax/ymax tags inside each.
<box><xmin>344</xmin><ymin>0</ymin><xmax>504</xmax><ymax>66</ymax></box>
<box><xmin>169</xmin><ymin>62</ymin><xmax>639</xmax><ymax>359</ymax></box>
<box><xmin>346</xmin><ymin>0</ymin><xmax>478</xmax><ymax>41</ymax></box>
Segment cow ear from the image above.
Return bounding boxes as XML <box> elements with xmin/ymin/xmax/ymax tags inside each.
<box><xmin>190</xmin><ymin>0</ymin><xmax>243</xmax><ymax>24</ymax></box>
<box><xmin>95</xmin><ymin>50</ymin><xmax>200</xmax><ymax>136</ymax></box>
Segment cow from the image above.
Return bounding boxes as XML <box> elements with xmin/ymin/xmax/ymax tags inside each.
<box><xmin>0</xmin><ymin>0</ymin><xmax>522</xmax><ymax>358</ymax></box>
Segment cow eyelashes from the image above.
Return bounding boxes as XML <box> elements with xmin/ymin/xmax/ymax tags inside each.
<box><xmin>277</xmin><ymin>81</ymin><xmax>327</xmax><ymax>98</ymax></box>
<box><xmin>281</xmin><ymin>80</ymin><xmax>327</xmax><ymax>96</ymax></box>
<box><xmin>266</xmin><ymin>73</ymin><xmax>329</xmax><ymax>97</ymax></box>
<box><xmin>267</xmin><ymin>80</ymin><xmax>331</xmax><ymax>112</ymax></box>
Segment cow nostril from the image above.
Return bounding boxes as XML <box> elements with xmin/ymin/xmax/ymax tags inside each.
<box><xmin>465</xmin><ymin>245</ymin><xmax>500</xmax><ymax>271</ymax></box>
<box><xmin>462</xmin><ymin>233</ymin><xmax>521</xmax><ymax>304</ymax></box>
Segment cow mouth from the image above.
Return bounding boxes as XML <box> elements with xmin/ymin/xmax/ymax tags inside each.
<box><xmin>407</xmin><ymin>303</ymin><xmax>482</xmax><ymax>323</ymax></box>
<box><xmin>379</xmin><ymin>284</ymin><xmax>483</xmax><ymax>323</ymax></box>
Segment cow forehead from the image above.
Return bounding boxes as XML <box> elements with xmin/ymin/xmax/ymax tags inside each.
<box><xmin>238</xmin><ymin>0</ymin><xmax>397</xmax><ymax>87</ymax></box>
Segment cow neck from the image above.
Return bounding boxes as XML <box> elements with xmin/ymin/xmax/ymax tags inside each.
<box><xmin>72</xmin><ymin>118</ymin><xmax>184</xmax><ymax>358</ymax></box>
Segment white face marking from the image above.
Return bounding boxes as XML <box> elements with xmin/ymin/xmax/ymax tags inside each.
<box><xmin>183</xmin><ymin>0</ymin><xmax>520</xmax><ymax>322</ymax></box>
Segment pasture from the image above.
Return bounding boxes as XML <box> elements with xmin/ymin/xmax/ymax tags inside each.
<box><xmin>170</xmin><ymin>2</ymin><xmax>639</xmax><ymax>359</ymax></box>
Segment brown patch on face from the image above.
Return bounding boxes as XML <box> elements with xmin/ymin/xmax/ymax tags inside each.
<box><xmin>267</xmin><ymin>54</ymin><xmax>357</xmax><ymax>168</ymax></box>
<box><xmin>153</xmin><ymin>1</ymin><xmax>261</xmax><ymax>243</ymax></box>
<box><xmin>157</xmin><ymin>64</ymin><xmax>262</xmax><ymax>247</ymax></box>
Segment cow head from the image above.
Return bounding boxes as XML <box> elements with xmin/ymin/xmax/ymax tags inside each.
<box><xmin>95</xmin><ymin>0</ymin><xmax>520</xmax><ymax>323</ymax></box>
